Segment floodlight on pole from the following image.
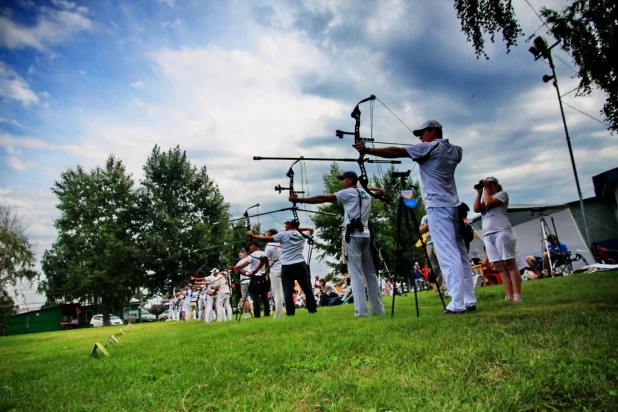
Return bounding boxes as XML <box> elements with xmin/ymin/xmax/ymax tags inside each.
<box><xmin>529</xmin><ymin>36</ymin><xmax>591</xmax><ymax>247</ymax></box>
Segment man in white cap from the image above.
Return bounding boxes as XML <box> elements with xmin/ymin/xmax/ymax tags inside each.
<box><xmin>290</xmin><ymin>171</ymin><xmax>385</xmax><ymax>317</ymax></box>
<box><xmin>229</xmin><ymin>248</ymin><xmax>252</xmax><ymax>319</ymax></box>
<box><xmin>210</xmin><ymin>269</ymin><xmax>233</xmax><ymax>321</ymax></box>
<box><xmin>248</xmin><ymin>219</ymin><xmax>317</xmax><ymax>316</ymax></box>
<box><xmin>353</xmin><ymin>120</ymin><xmax>477</xmax><ymax>315</ymax></box>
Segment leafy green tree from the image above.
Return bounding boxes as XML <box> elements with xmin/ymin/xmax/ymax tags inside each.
<box><xmin>41</xmin><ymin>156</ymin><xmax>142</xmax><ymax>325</ymax></box>
<box><xmin>137</xmin><ymin>145</ymin><xmax>231</xmax><ymax>296</ymax></box>
<box><xmin>454</xmin><ymin>0</ymin><xmax>617</xmax><ymax>132</ymax></box>
<box><xmin>0</xmin><ymin>202</ymin><xmax>38</xmax><ymax>330</ymax></box>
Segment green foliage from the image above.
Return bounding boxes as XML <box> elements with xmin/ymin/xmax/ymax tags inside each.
<box><xmin>41</xmin><ymin>156</ymin><xmax>142</xmax><ymax>323</ymax></box>
<box><xmin>137</xmin><ymin>145</ymin><xmax>232</xmax><ymax>296</ymax></box>
<box><xmin>1</xmin><ymin>273</ymin><xmax>617</xmax><ymax>410</ymax></box>
<box><xmin>454</xmin><ymin>0</ymin><xmax>618</xmax><ymax>132</ymax></box>
<box><xmin>540</xmin><ymin>1</ymin><xmax>617</xmax><ymax>133</ymax></box>
<box><xmin>454</xmin><ymin>0</ymin><xmax>523</xmax><ymax>59</ymax></box>
<box><xmin>0</xmin><ymin>203</ymin><xmax>38</xmax><ymax>332</ymax></box>
<box><xmin>0</xmin><ymin>203</ymin><xmax>38</xmax><ymax>290</ymax></box>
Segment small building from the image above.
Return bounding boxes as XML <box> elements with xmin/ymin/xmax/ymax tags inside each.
<box><xmin>5</xmin><ymin>304</ymin><xmax>82</xmax><ymax>336</ymax></box>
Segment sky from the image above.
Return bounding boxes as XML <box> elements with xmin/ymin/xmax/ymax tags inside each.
<box><xmin>0</xmin><ymin>0</ymin><xmax>614</xmax><ymax>310</ymax></box>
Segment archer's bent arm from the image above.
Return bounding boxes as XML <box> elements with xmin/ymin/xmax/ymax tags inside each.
<box><xmin>298</xmin><ymin>227</ymin><xmax>315</xmax><ymax>235</ymax></box>
<box><xmin>247</xmin><ymin>231</ymin><xmax>274</xmax><ymax>242</ymax></box>
<box><xmin>353</xmin><ymin>142</ymin><xmax>409</xmax><ymax>159</ymax></box>
<box><xmin>293</xmin><ymin>194</ymin><xmax>337</xmax><ymax>204</ymax></box>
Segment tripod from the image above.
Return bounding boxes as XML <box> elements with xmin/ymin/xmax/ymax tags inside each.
<box><xmin>391</xmin><ymin>172</ymin><xmax>446</xmax><ymax>318</ymax></box>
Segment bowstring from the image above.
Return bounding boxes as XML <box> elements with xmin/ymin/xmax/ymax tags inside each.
<box><xmin>300</xmin><ymin>159</ymin><xmax>314</xmax><ymax>264</ymax></box>
<box><xmin>374</xmin><ymin>96</ymin><xmax>418</xmax><ymax>180</ymax></box>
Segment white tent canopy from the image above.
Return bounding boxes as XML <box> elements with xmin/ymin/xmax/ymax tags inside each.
<box><xmin>469</xmin><ymin>205</ymin><xmax>594</xmax><ymax>270</ymax></box>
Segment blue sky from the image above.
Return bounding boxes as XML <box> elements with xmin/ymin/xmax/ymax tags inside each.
<box><xmin>0</xmin><ymin>0</ymin><xmax>614</xmax><ymax>309</ymax></box>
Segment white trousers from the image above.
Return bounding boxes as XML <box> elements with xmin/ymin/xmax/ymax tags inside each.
<box><xmin>427</xmin><ymin>207</ymin><xmax>476</xmax><ymax>312</ymax></box>
<box><xmin>204</xmin><ymin>296</ymin><xmax>215</xmax><ymax>323</ymax></box>
<box><xmin>216</xmin><ymin>293</ymin><xmax>232</xmax><ymax>321</ymax></box>
<box><xmin>270</xmin><ymin>271</ymin><xmax>284</xmax><ymax>318</ymax></box>
<box><xmin>346</xmin><ymin>236</ymin><xmax>384</xmax><ymax>317</ymax></box>
<box><xmin>198</xmin><ymin>298</ymin><xmax>204</xmax><ymax>321</ymax></box>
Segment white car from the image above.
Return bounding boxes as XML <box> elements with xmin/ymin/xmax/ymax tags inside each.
<box><xmin>90</xmin><ymin>314</ymin><xmax>123</xmax><ymax>327</ymax></box>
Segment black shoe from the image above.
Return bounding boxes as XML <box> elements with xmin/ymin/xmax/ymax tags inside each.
<box><xmin>440</xmin><ymin>309</ymin><xmax>466</xmax><ymax>316</ymax></box>
<box><xmin>466</xmin><ymin>305</ymin><xmax>477</xmax><ymax>313</ymax></box>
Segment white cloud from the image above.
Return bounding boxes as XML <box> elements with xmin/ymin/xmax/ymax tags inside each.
<box><xmin>157</xmin><ymin>0</ymin><xmax>176</xmax><ymax>7</ymax></box>
<box><xmin>0</xmin><ymin>116</ymin><xmax>26</xmax><ymax>128</ymax></box>
<box><xmin>130</xmin><ymin>80</ymin><xmax>144</xmax><ymax>89</ymax></box>
<box><xmin>78</xmin><ymin>69</ymin><xmax>86</xmax><ymax>75</ymax></box>
<box><xmin>0</xmin><ymin>61</ymin><xmax>39</xmax><ymax>107</ymax></box>
<box><xmin>0</xmin><ymin>6</ymin><xmax>94</xmax><ymax>51</ymax></box>
<box><xmin>27</xmin><ymin>65</ymin><xmax>35</xmax><ymax>74</ymax></box>
<box><xmin>162</xmin><ymin>18</ymin><xmax>182</xmax><ymax>29</ymax></box>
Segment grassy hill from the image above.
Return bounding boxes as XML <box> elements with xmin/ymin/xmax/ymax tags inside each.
<box><xmin>1</xmin><ymin>272</ymin><xmax>618</xmax><ymax>411</ymax></box>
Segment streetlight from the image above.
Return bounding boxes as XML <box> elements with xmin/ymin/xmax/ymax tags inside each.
<box><xmin>529</xmin><ymin>36</ymin><xmax>591</xmax><ymax>247</ymax></box>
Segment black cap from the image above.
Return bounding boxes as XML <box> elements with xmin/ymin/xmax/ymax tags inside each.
<box><xmin>337</xmin><ymin>171</ymin><xmax>358</xmax><ymax>181</ymax></box>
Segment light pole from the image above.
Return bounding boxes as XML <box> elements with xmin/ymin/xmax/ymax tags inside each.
<box><xmin>529</xmin><ymin>36</ymin><xmax>591</xmax><ymax>247</ymax></box>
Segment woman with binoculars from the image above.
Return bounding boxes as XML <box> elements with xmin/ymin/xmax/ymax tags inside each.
<box><xmin>473</xmin><ymin>177</ymin><xmax>522</xmax><ymax>302</ymax></box>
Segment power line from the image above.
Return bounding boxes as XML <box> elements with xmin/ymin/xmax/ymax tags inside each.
<box><xmin>562</xmin><ymin>101</ymin><xmax>610</xmax><ymax>127</ymax></box>
<box><xmin>560</xmin><ymin>86</ymin><xmax>579</xmax><ymax>98</ymax></box>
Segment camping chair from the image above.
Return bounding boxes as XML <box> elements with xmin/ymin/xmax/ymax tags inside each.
<box><xmin>551</xmin><ymin>252</ymin><xmax>589</xmax><ymax>275</ymax></box>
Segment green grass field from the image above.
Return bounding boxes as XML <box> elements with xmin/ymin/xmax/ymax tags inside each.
<box><xmin>2</xmin><ymin>272</ymin><xmax>618</xmax><ymax>411</ymax></box>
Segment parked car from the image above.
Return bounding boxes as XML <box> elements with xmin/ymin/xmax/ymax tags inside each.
<box><xmin>157</xmin><ymin>310</ymin><xmax>172</xmax><ymax>321</ymax></box>
<box><xmin>90</xmin><ymin>314</ymin><xmax>123</xmax><ymax>327</ymax></box>
<box><xmin>123</xmin><ymin>309</ymin><xmax>156</xmax><ymax>324</ymax></box>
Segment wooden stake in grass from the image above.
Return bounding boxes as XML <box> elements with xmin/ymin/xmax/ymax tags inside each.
<box><xmin>90</xmin><ymin>343</ymin><xmax>109</xmax><ymax>358</ymax></box>
<box><xmin>105</xmin><ymin>335</ymin><xmax>119</xmax><ymax>347</ymax></box>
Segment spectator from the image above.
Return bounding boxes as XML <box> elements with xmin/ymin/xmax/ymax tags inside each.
<box><xmin>473</xmin><ymin>177</ymin><xmax>522</xmax><ymax>302</ymax></box>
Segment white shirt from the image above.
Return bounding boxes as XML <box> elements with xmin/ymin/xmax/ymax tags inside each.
<box><xmin>247</xmin><ymin>251</ymin><xmax>266</xmax><ymax>276</ymax></box>
<box><xmin>335</xmin><ymin>187</ymin><xmax>371</xmax><ymax>238</ymax></box>
<box><xmin>236</xmin><ymin>257</ymin><xmax>251</xmax><ymax>283</ymax></box>
<box><xmin>211</xmin><ymin>274</ymin><xmax>230</xmax><ymax>295</ymax></box>
<box><xmin>481</xmin><ymin>191</ymin><xmax>511</xmax><ymax>235</ymax></box>
<box><xmin>420</xmin><ymin>215</ymin><xmax>432</xmax><ymax>244</ymax></box>
<box><xmin>272</xmin><ymin>230</ymin><xmax>310</xmax><ymax>265</ymax></box>
<box><xmin>265</xmin><ymin>242</ymin><xmax>282</xmax><ymax>273</ymax></box>
<box><xmin>406</xmin><ymin>139</ymin><xmax>462</xmax><ymax>208</ymax></box>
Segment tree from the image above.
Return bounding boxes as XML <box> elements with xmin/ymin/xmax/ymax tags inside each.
<box><xmin>454</xmin><ymin>0</ymin><xmax>617</xmax><ymax>132</ymax></box>
<box><xmin>137</xmin><ymin>145</ymin><xmax>231</xmax><ymax>296</ymax></box>
<box><xmin>0</xmin><ymin>202</ymin><xmax>38</xmax><ymax>331</ymax></box>
<box><xmin>41</xmin><ymin>156</ymin><xmax>142</xmax><ymax>325</ymax></box>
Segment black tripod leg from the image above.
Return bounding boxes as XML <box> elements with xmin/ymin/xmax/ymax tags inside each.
<box><xmin>391</xmin><ymin>196</ymin><xmax>404</xmax><ymax>318</ymax></box>
<box><xmin>410</xmin><ymin>211</ymin><xmax>446</xmax><ymax>310</ymax></box>
<box><xmin>403</xmin><ymin>204</ymin><xmax>420</xmax><ymax>318</ymax></box>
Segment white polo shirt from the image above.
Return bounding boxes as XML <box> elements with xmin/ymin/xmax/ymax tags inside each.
<box><xmin>406</xmin><ymin>139</ymin><xmax>462</xmax><ymax>208</ymax></box>
<box><xmin>335</xmin><ymin>187</ymin><xmax>371</xmax><ymax>238</ymax></box>
<box><xmin>272</xmin><ymin>230</ymin><xmax>310</xmax><ymax>265</ymax></box>
<box><xmin>265</xmin><ymin>242</ymin><xmax>282</xmax><ymax>273</ymax></box>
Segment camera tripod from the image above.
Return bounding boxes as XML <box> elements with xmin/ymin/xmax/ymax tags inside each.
<box><xmin>391</xmin><ymin>171</ymin><xmax>446</xmax><ymax>318</ymax></box>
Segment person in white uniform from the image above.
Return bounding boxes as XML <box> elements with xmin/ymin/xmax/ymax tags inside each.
<box><xmin>230</xmin><ymin>243</ymin><xmax>269</xmax><ymax>318</ymax></box>
<box><xmin>290</xmin><ymin>171</ymin><xmax>385</xmax><ymax>317</ymax></box>
<box><xmin>263</xmin><ymin>230</ymin><xmax>284</xmax><ymax>318</ymax></box>
<box><xmin>353</xmin><ymin>120</ymin><xmax>477</xmax><ymax>315</ymax></box>
<box><xmin>210</xmin><ymin>270</ymin><xmax>233</xmax><ymax>321</ymax></box>
<box><xmin>248</xmin><ymin>219</ymin><xmax>318</xmax><ymax>316</ymax></box>
<box><xmin>473</xmin><ymin>176</ymin><xmax>522</xmax><ymax>302</ymax></box>
<box><xmin>229</xmin><ymin>249</ymin><xmax>252</xmax><ymax>319</ymax></box>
